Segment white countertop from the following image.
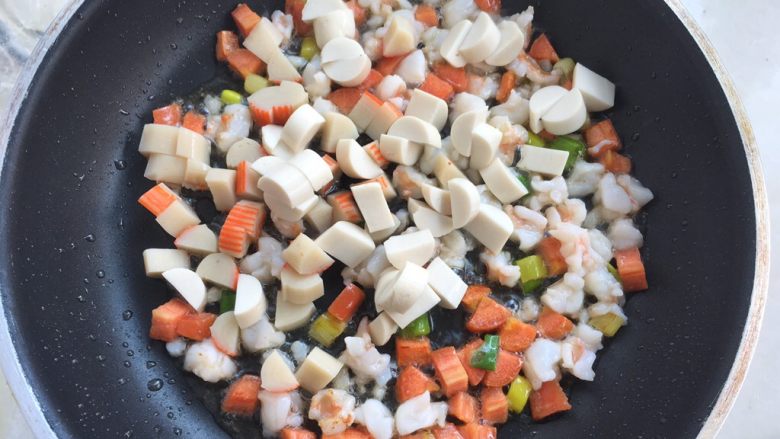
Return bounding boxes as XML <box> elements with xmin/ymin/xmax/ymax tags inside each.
<box><xmin>0</xmin><ymin>0</ymin><xmax>777</xmax><ymax>437</ymax></box>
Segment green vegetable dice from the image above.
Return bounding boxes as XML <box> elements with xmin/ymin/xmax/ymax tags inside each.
<box><xmin>400</xmin><ymin>313</ymin><xmax>431</xmax><ymax>338</ymax></box>
<box><xmin>507</xmin><ymin>376</ymin><xmax>533</xmax><ymax>413</ymax></box>
<box><xmin>300</xmin><ymin>36</ymin><xmax>319</xmax><ymax>61</ymax></box>
<box><xmin>219</xmin><ymin>291</ymin><xmax>236</xmax><ymax>314</ymax></box>
<box><xmin>516</xmin><ymin>255</ymin><xmax>548</xmax><ymax>293</ymax></box>
<box><xmin>244</xmin><ymin>74</ymin><xmax>269</xmax><ymax>94</ymax></box>
<box><xmin>526</xmin><ymin>131</ymin><xmax>546</xmax><ymax>147</ymax></box>
<box><xmin>309</xmin><ymin>312</ymin><xmax>347</xmax><ymax>347</ymax></box>
<box><xmin>470</xmin><ymin>334</ymin><xmax>500</xmax><ymax>371</ymax></box>
<box><xmin>548</xmin><ymin>136</ymin><xmax>586</xmax><ymax>172</ymax></box>
<box><xmin>589</xmin><ymin>312</ymin><xmax>625</xmax><ymax>337</ymax></box>
<box><xmin>220</xmin><ymin>89</ymin><xmax>243</xmax><ymax>105</ymax></box>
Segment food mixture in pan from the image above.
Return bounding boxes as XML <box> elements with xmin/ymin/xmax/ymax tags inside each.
<box><xmin>136</xmin><ymin>0</ymin><xmax>653</xmax><ymax>437</ymax></box>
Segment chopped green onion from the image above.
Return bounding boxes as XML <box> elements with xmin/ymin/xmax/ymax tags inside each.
<box><xmin>220</xmin><ymin>89</ymin><xmax>243</xmax><ymax>105</ymax></box>
<box><xmin>553</xmin><ymin>57</ymin><xmax>576</xmax><ymax>80</ymax></box>
<box><xmin>507</xmin><ymin>376</ymin><xmax>533</xmax><ymax>413</ymax></box>
<box><xmin>309</xmin><ymin>312</ymin><xmax>347</xmax><ymax>347</ymax></box>
<box><xmin>526</xmin><ymin>131</ymin><xmax>546</xmax><ymax>147</ymax></box>
<box><xmin>400</xmin><ymin>313</ymin><xmax>431</xmax><ymax>338</ymax></box>
<box><xmin>516</xmin><ymin>255</ymin><xmax>548</xmax><ymax>293</ymax></box>
<box><xmin>300</xmin><ymin>36</ymin><xmax>319</xmax><ymax>61</ymax></box>
<box><xmin>548</xmin><ymin>136</ymin><xmax>585</xmax><ymax>172</ymax></box>
<box><xmin>244</xmin><ymin>74</ymin><xmax>268</xmax><ymax>94</ymax></box>
<box><xmin>470</xmin><ymin>334</ymin><xmax>500</xmax><ymax>371</ymax></box>
<box><xmin>607</xmin><ymin>262</ymin><xmax>621</xmax><ymax>283</ymax></box>
<box><xmin>517</xmin><ymin>172</ymin><xmax>531</xmax><ymax>192</ymax></box>
<box><xmin>219</xmin><ymin>291</ymin><xmax>236</xmax><ymax>314</ymax></box>
<box><xmin>588</xmin><ymin>312</ymin><xmax>625</xmax><ymax>337</ymax></box>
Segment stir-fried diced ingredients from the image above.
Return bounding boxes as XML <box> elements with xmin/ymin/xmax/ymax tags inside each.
<box><xmin>137</xmin><ymin>0</ymin><xmax>653</xmax><ymax>436</ymax></box>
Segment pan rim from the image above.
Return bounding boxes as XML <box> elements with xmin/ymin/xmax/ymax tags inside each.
<box><xmin>0</xmin><ymin>1</ymin><xmax>768</xmax><ymax>438</ymax></box>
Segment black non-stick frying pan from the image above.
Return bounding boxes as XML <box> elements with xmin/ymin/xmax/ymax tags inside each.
<box><xmin>0</xmin><ymin>0</ymin><xmax>768</xmax><ymax>437</ymax></box>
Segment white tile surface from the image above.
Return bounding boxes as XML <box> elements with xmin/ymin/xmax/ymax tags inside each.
<box><xmin>0</xmin><ymin>1</ymin><xmax>777</xmax><ymax>437</ymax></box>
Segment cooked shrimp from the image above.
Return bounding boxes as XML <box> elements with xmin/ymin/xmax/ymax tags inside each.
<box><xmin>392</xmin><ymin>165</ymin><xmax>436</xmax><ymax>199</ymax></box>
<box><xmin>509</xmin><ymin>52</ymin><xmax>563</xmax><ymax>86</ymax></box>
<box><xmin>525</xmin><ymin>175</ymin><xmax>569</xmax><ymax>211</ymax></box>
<box><xmin>567</xmin><ymin>160</ymin><xmax>605</xmax><ymax>198</ymax></box>
<box><xmin>560</xmin><ymin>336</ymin><xmax>597</xmax><ymax>381</ymax></box>
<box><xmin>240</xmin><ymin>236</ymin><xmax>285</xmax><ymax>282</ymax></box>
<box><xmin>489</xmin><ymin>90</ymin><xmax>530</xmax><ymax>125</ymax></box>
<box><xmin>573</xmin><ymin>322</ymin><xmax>604</xmax><ymax>351</ymax></box>
<box><xmin>541</xmin><ymin>272</ymin><xmax>585</xmax><ymax>316</ymax></box>
<box><xmin>215</xmin><ymin>104</ymin><xmax>251</xmax><ymax>152</ymax></box>
<box><xmin>183</xmin><ymin>338</ymin><xmax>237</xmax><ymax>383</ymax></box>
<box><xmin>607</xmin><ymin>218</ymin><xmax>644</xmax><ymax>250</ymax></box>
<box><xmin>480</xmin><ymin>249</ymin><xmax>521</xmax><ymax>287</ymax></box>
<box><xmin>505</xmin><ymin>205</ymin><xmax>548</xmax><ymax>251</ymax></box>
<box><xmin>394</xmin><ymin>391</ymin><xmax>448</xmax><ymax>436</ymax></box>
<box><xmin>270</xmin><ymin>213</ymin><xmax>305</xmax><ymax>239</ymax></box>
<box><xmin>449</xmin><ymin>92</ymin><xmax>488</xmax><ymax>123</ymax></box>
<box><xmin>166</xmin><ymin>337</ymin><xmax>187</xmax><ymax>358</ymax></box>
<box><xmin>523</xmin><ymin>339</ymin><xmax>562</xmax><ymax>390</ymax></box>
<box><xmin>340</xmin><ymin>318</ymin><xmax>392</xmax><ymax>386</ymax></box>
<box><xmin>241</xmin><ymin>315</ymin><xmax>286</xmax><ymax>353</ymax></box>
<box><xmin>594</xmin><ymin>173</ymin><xmax>632</xmax><ymax>219</ymax></box>
<box><xmin>354</xmin><ymin>399</ymin><xmax>395</xmax><ymax>439</ymax></box>
<box><xmin>271</xmin><ymin>11</ymin><xmax>294</xmax><ymax>45</ymax></box>
<box><xmin>309</xmin><ymin>389</ymin><xmax>357</xmax><ymax>435</ymax></box>
<box><xmin>545</xmin><ymin>198</ymin><xmax>587</xmax><ymax>228</ymax></box>
<box><xmin>584</xmin><ymin>266</ymin><xmax>623</xmax><ymax>302</ymax></box>
<box><xmin>468</xmin><ymin>73</ymin><xmax>500</xmax><ymax>101</ymax></box>
<box><xmin>490</xmin><ymin>115</ymin><xmax>528</xmax><ymax>165</ymax></box>
<box><xmin>439</xmin><ymin>229</ymin><xmax>473</xmax><ymax>269</ymax></box>
<box><xmin>259</xmin><ymin>390</ymin><xmax>304</xmax><ymax>436</ymax></box>
<box><xmin>517</xmin><ymin>296</ymin><xmax>540</xmax><ymax>323</ymax></box>
<box><xmin>616</xmin><ymin>174</ymin><xmax>654</xmax><ymax>213</ymax></box>
<box><xmin>302</xmin><ymin>55</ymin><xmax>332</xmax><ymax>99</ymax></box>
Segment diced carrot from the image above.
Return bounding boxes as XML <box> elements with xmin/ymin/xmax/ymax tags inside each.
<box><xmin>431</xmin><ymin>347</ymin><xmax>469</xmax><ymax>397</ymax></box>
<box><xmin>495</xmin><ymin>71</ymin><xmax>516</xmax><ymax>104</ymax></box>
<box><xmin>138</xmin><ymin>183</ymin><xmax>177</xmax><ymax>217</ymax></box>
<box><xmin>396</xmin><ymin>337</ymin><xmax>433</xmax><ymax>367</ymax></box>
<box><xmin>615</xmin><ymin>247</ymin><xmax>648</xmax><ymax>292</ymax></box>
<box><xmin>536</xmin><ymin>236</ymin><xmax>567</xmax><ymax>277</ymax></box>
<box><xmin>536</xmin><ymin>307</ymin><xmax>574</xmax><ymax>340</ymax></box>
<box><xmin>539</xmin><ymin>129</ymin><xmax>556</xmax><ymax>142</ymax></box>
<box><xmin>456</xmin><ymin>423</ymin><xmax>497</xmax><ymax>439</ymax></box>
<box><xmin>328</xmin><ymin>191</ymin><xmax>362</xmax><ymax>223</ymax></box>
<box><xmin>227</xmin><ymin>49</ymin><xmax>266</xmax><ymax>79</ymax></box>
<box><xmin>432</xmin><ymin>423</ymin><xmax>464</xmax><ymax>439</ymax></box>
<box><xmin>150</xmin><ymin>299</ymin><xmax>193</xmax><ymax>342</ymax></box>
<box><xmin>231</xmin><ymin>3</ymin><xmax>261</xmax><ymax>37</ymax></box>
<box><xmin>376</xmin><ymin>56</ymin><xmax>405</xmax><ymax>76</ymax></box>
<box><xmin>599</xmin><ymin>150</ymin><xmax>632</xmax><ymax>174</ymax></box>
<box><xmin>363</xmin><ymin>141</ymin><xmax>389</xmax><ymax>168</ymax></box>
<box><xmin>419</xmin><ymin>73</ymin><xmax>455</xmax><ymax>101</ymax></box>
<box><xmin>322</xmin><ymin>428</ymin><xmax>372</xmax><ymax>439</ymax></box>
<box><xmin>529</xmin><ymin>380</ymin><xmax>571</xmax><ymax>421</ymax></box>
<box><xmin>176</xmin><ymin>312</ymin><xmax>217</xmax><ymax>341</ymax></box>
<box><xmin>218</xmin><ymin>223</ymin><xmax>250</xmax><ymax>258</ymax></box>
<box><xmin>498</xmin><ymin>317</ymin><xmax>537</xmax><ymax>353</ymax></box>
<box><xmin>396</xmin><ymin>366</ymin><xmax>440</xmax><ymax>403</ymax></box>
<box><xmin>483</xmin><ymin>350</ymin><xmax>522</xmax><ymax>387</ymax></box>
<box><xmin>480</xmin><ymin>387</ymin><xmax>508</xmax><ymax>424</ymax></box>
<box><xmin>322</xmin><ymin>154</ymin><xmax>341</xmax><ymax>178</ymax></box>
<box><xmin>281</xmin><ymin>428</ymin><xmax>316</xmax><ymax>439</ymax></box>
<box><xmin>448</xmin><ymin>391</ymin><xmax>479</xmax><ymax>424</ymax></box>
<box><xmin>466</xmin><ymin>298</ymin><xmax>510</xmax><ymax>333</ymax></box>
<box><xmin>474</xmin><ymin>0</ymin><xmax>501</xmax><ymax>13</ymax></box>
<box><xmin>328</xmin><ymin>283</ymin><xmax>366</xmax><ymax>322</ymax></box>
<box><xmin>414</xmin><ymin>4</ymin><xmax>439</xmax><ymax>27</ymax></box>
<box><xmin>346</xmin><ymin>0</ymin><xmax>367</xmax><ymax>27</ymax></box>
<box><xmin>182</xmin><ymin>111</ymin><xmax>206</xmax><ymax>134</ymax></box>
<box><xmin>152</xmin><ymin>103</ymin><xmax>182</xmax><ymax>126</ymax></box>
<box><xmin>222</xmin><ymin>374</ymin><xmax>262</xmax><ymax>416</ymax></box>
<box><xmin>584</xmin><ymin>119</ymin><xmax>622</xmax><ymax>158</ymax></box>
<box><xmin>328</xmin><ymin>87</ymin><xmax>364</xmax><ymax>114</ymax></box>
<box><xmin>528</xmin><ymin>33</ymin><xmax>560</xmax><ymax>63</ymax></box>
<box><xmin>216</xmin><ymin>30</ymin><xmax>240</xmax><ymax>62</ymax></box>
<box><xmin>285</xmin><ymin>0</ymin><xmax>313</xmax><ymax>36</ymax></box>
<box><xmin>458</xmin><ymin>339</ymin><xmax>486</xmax><ymax>386</ymax></box>
<box><xmin>461</xmin><ymin>285</ymin><xmax>490</xmax><ymax>313</ymax></box>
<box><xmin>433</xmin><ymin>63</ymin><xmax>469</xmax><ymax>93</ymax></box>
<box><xmin>359</xmin><ymin>69</ymin><xmax>384</xmax><ymax>91</ymax></box>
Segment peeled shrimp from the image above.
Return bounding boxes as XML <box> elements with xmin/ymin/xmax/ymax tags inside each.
<box><xmin>480</xmin><ymin>250</ymin><xmax>521</xmax><ymax>287</ymax></box>
<box><xmin>241</xmin><ymin>315</ymin><xmax>286</xmax><ymax>353</ymax></box>
<box><xmin>240</xmin><ymin>236</ymin><xmax>285</xmax><ymax>282</ymax></box>
<box><xmin>354</xmin><ymin>399</ymin><xmax>394</xmax><ymax>439</ymax></box>
<box><xmin>308</xmin><ymin>389</ymin><xmax>357</xmax><ymax>435</ymax></box>
<box><xmin>505</xmin><ymin>205</ymin><xmax>547</xmax><ymax>251</ymax></box>
<box><xmin>183</xmin><ymin>338</ymin><xmax>237</xmax><ymax>383</ymax></box>
<box><xmin>259</xmin><ymin>390</ymin><xmax>304</xmax><ymax>436</ymax></box>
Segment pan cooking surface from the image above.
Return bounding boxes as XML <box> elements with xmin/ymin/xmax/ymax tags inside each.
<box><xmin>0</xmin><ymin>0</ymin><xmax>757</xmax><ymax>437</ymax></box>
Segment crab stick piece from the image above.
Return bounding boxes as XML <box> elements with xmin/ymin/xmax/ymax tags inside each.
<box><xmin>485</xmin><ymin>20</ymin><xmax>525</xmax><ymax>66</ymax></box>
<box><xmin>138</xmin><ymin>124</ymin><xmax>180</xmax><ymax>157</ymax></box>
<box><xmin>321</xmin><ymin>37</ymin><xmax>371</xmax><ymax>87</ymax></box>
<box><xmin>281</xmin><ymin>266</ymin><xmax>324</xmax><ymax>304</ymax></box>
<box><xmin>479</xmin><ymin>158</ymin><xmax>529</xmax><ymax>203</ymax></box>
<box><xmin>383</xmin><ymin>15</ymin><xmax>418</xmax><ymax>57</ymax></box>
<box><xmin>282</xmin><ymin>104</ymin><xmax>326</xmax><ymax>152</ymax></box>
<box><xmin>143</xmin><ymin>248</ymin><xmax>190</xmax><ymax>278</ymax></box>
<box><xmin>163</xmin><ymin>268</ymin><xmax>207</xmax><ymax>311</ymax></box>
<box><xmin>156</xmin><ymin>200</ymin><xmax>200</xmax><ymax>237</ymax></box>
<box><xmin>379</xmin><ymin>134</ymin><xmax>423</xmax><ymax>166</ymax></box>
<box><xmin>448</xmin><ymin>178</ymin><xmax>480</xmax><ymax>228</ymax></box>
<box><xmin>463</xmin><ymin>204</ymin><xmax>513</xmax><ymax>254</ymax></box>
<box><xmin>138</xmin><ymin>183</ymin><xmax>178</xmax><ymax>217</ymax></box>
<box><xmin>218</xmin><ymin>222</ymin><xmax>250</xmax><ymax>258</ymax></box>
<box><xmin>327</xmin><ymin>191</ymin><xmax>362</xmax><ymax>224</ymax></box>
<box><xmin>459</xmin><ymin>12</ymin><xmax>500</xmax><ymax>64</ymax></box>
<box><xmin>226</xmin><ymin>200</ymin><xmax>265</xmax><ymax>240</ymax></box>
<box><xmin>226</xmin><ymin>138</ymin><xmax>262</xmax><ymax>169</ymax></box>
<box><xmin>144</xmin><ymin>153</ymin><xmax>187</xmax><ymax>185</ymax></box>
<box><xmin>541</xmin><ymin>88</ymin><xmax>587</xmax><ymax>135</ymax></box>
<box><xmin>248</xmin><ymin>81</ymin><xmax>308</xmax><ymax>127</ymax></box>
<box><xmin>572</xmin><ymin>63</ymin><xmax>616</xmax><ymax>112</ymax></box>
<box><xmin>362</xmin><ymin>141</ymin><xmax>390</xmax><ymax>168</ymax></box>
<box><xmin>516</xmin><ymin>145</ymin><xmax>569</xmax><ymax>177</ymax></box>
<box><xmin>235</xmin><ymin>161</ymin><xmax>263</xmax><ymax>201</ymax></box>
<box><xmin>450</xmin><ymin>110</ymin><xmax>488</xmax><ymax>157</ymax></box>
<box><xmin>469</xmin><ymin>123</ymin><xmax>502</xmax><ymax>170</ymax></box>
<box><xmin>426</xmin><ymin>257</ymin><xmax>467</xmax><ymax>309</ymax></box>
<box><xmin>405</xmin><ymin>89</ymin><xmax>449</xmax><ymax>131</ymax></box>
<box><xmin>348</xmin><ymin>92</ymin><xmax>383</xmax><ymax>131</ymax></box>
<box><xmin>421</xmin><ymin>184</ymin><xmax>452</xmax><ymax>215</ymax></box>
<box><xmin>196</xmin><ymin>253</ymin><xmax>239</xmax><ymax>290</ymax></box>
<box><xmin>176</xmin><ymin>127</ymin><xmax>211</xmax><ymax>164</ymax></box>
<box><xmin>336</xmin><ymin>139</ymin><xmax>384</xmax><ymax>179</ymax></box>
<box><xmin>287</xmin><ymin>149</ymin><xmax>333</xmax><ymax>191</ymax></box>
<box><xmin>295</xmin><ymin>347</ymin><xmax>344</xmax><ymax>393</ymax></box>
<box><xmin>384</xmin><ymin>229</ymin><xmax>436</xmax><ymax>269</ymax></box>
<box><xmin>366</xmin><ymin>102</ymin><xmax>403</xmax><ymax>140</ymax></box>
<box><xmin>440</xmin><ymin>20</ymin><xmax>472</xmax><ymax>68</ymax></box>
<box><xmin>174</xmin><ymin>224</ymin><xmax>218</xmax><ymax>256</ymax></box>
<box><xmin>366</xmin><ymin>173</ymin><xmax>397</xmax><ymax>200</ymax></box>
<box><xmin>314</xmin><ymin>221</ymin><xmax>375</xmax><ymax>268</ymax></box>
<box><xmin>351</xmin><ymin>181</ymin><xmax>395</xmax><ymax>232</ymax></box>
<box><xmin>411</xmin><ymin>201</ymin><xmax>454</xmax><ymax>238</ymax></box>
<box><xmin>321</xmin><ymin>112</ymin><xmax>359</xmax><ymax>153</ymax></box>
<box><xmin>205</xmin><ymin>168</ymin><xmax>238</xmax><ymax>211</ymax></box>
<box><xmin>313</xmin><ymin>9</ymin><xmax>356</xmax><ymax>48</ymax></box>
<box><xmin>387</xmin><ymin>116</ymin><xmax>441</xmax><ymax>148</ymax></box>
<box><xmin>283</xmin><ymin>234</ymin><xmax>335</xmax><ymax>275</ymax></box>
<box><xmin>368</xmin><ymin>312</ymin><xmax>398</xmax><ymax>346</ymax></box>
<box><xmin>304</xmin><ymin>197</ymin><xmax>334</xmax><ymax>233</ymax></box>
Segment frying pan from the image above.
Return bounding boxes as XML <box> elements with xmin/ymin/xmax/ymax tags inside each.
<box><xmin>0</xmin><ymin>0</ymin><xmax>768</xmax><ymax>437</ymax></box>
